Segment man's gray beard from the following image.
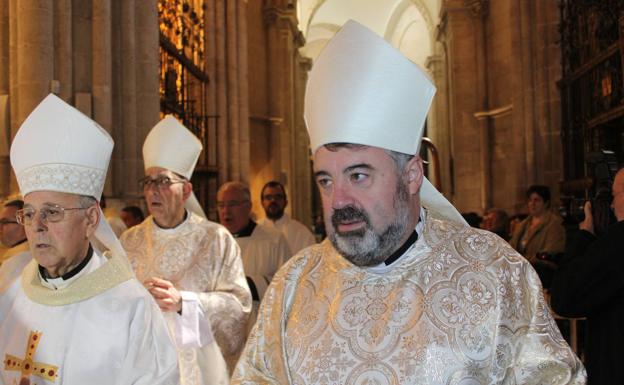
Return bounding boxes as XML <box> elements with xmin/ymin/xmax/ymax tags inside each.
<box><xmin>329</xmin><ymin>181</ymin><xmax>411</xmax><ymax>266</ymax></box>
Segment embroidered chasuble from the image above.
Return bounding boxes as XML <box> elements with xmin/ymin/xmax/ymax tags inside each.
<box><xmin>121</xmin><ymin>212</ymin><xmax>252</xmax><ymax>385</ymax></box>
<box><xmin>0</xmin><ymin>250</ymin><xmax>180</xmax><ymax>385</ymax></box>
<box><xmin>232</xmin><ymin>210</ymin><xmax>586</xmax><ymax>384</ymax></box>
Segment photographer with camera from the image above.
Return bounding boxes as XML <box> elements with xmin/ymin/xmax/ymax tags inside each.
<box><xmin>551</xmin><ymin>167</ymin><xmax>624</xmax><ymax>385</ymax></box>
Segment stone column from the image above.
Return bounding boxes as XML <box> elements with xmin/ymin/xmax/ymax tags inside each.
<box><xmin>226</xmin><ymin>1</ymin><xmax>241</xmax><ymax>182</ymax></box>
<box><xmin>92</xmin><ymin>0</ymin><xmax>113</xmax><ymax>195</ymax></box>
<box><xmin>7</xmin><ymin>0</ymin><xmax>17</xmax><ymax>194</ymax></box>
<box><xmin>237</xmin><ymin>0</ymin><xmax>250</xmax><ymax>183</ymax></box>
<box><xmin>426</xmin><ymin>52</ymin><xmax>452</xmax><ymax>195</ymax></box>
<box><xmin>54</xmin><ymin>0</ymin><xmax>72</xmax><ymax>102</ymax></box>
<box><xmin>14</xmin><ymin>1</ymin><xmax>54</xmax><ymax>193</ymax></box>
<box><xmin>71</xmin><ymin>0</ymin><xmax>91</xmax><ymax>95</ymax></box>
<box><xmin>214</xmin><ymin>0</ymin><xmax>229</xmax><ymax>184</ymax></box>
<box><xmin>0</xmin><ymin>0</ymin><xmax>10</xmax><ymax>197</ymax></box>
<box><xmin>438</xmin><ymin>0</ymin><xmax>488</xmax><ymax>212</ymax></box>
<box><xmin>16</xmin><ymin>1</ymin><xmax>54</xmax><ymax>125</ymax></box>
<box><xmin>118</xmin><ymin>0</ymin><xmax>138</xmax><ymax>197</ymax></box>
<box><xmin>0</xmin><ymin>0</ymin><xmax>8</xmax><ymax>95</ymax></box>
<box><xmin>292</xmin><ymin>54</ymin><xmax>312</xmax><ymax>226</ymax></box>
<box><xmin>264</xmin><ymin>4</ymin><xmax>297</xmax><ymax>193</ymax></box>
<box><xmin>133</xmin><ymin>0</ymin><xmax>159</xmax><ymax>193</ymax></box>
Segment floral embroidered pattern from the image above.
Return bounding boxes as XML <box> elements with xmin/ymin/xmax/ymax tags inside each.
<box><xmin>121</xmin><ymin>213</ymin><xmax>251</xmax><ymax>382</ymax></box>
<box><xmin>333</xmin><ymin>278</ymin><xmax>423</xmax><ymax>351</ymax></box>
<box><xmin>300</xmin><ymin>333</ymin><xmax>356</xmax><ymax>385</ymax></box>
<box><xmin>232</xmin><ymin>211</ymin><xmax>586</xmax><ymax>385</ymax></box>
<box><xmin>390</xmin><ymin>329</ymin><xmax>454</xmax><ymax>384</ymax></box>
<box><xmin>18</xmin><ymin>164</ymin><xmax>105</xmax><ymax>197</ymax></box>
<box><xmin>413</xmin><ymin>248</ymin><xmax>460</xmax><ymax>286</ymax></box>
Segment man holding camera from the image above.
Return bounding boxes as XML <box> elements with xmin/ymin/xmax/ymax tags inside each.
<box><xmin>551</xmin><ymin>167</ymin><xmax>624</xmax><ymax>385</ymax></box>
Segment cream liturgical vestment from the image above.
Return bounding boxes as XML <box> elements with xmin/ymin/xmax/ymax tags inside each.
<box><xmin>0</xmin><ymin>251</ymin><xmax>180</xmax><ymax>385</ymax></box>
<box><xmin>0</xmin><ymin>242</ymin><xmax>30</xmax><ymax>292</ymax></box>
<box><xmin>237</xmin><ymin>223</ymin><xmax>292</xmax><ymax>300</ymax></box>
<box><xmin>258</xmin><ymin>214</ymin><xmax>316</xmax><ymax>254</ymax></box>
<box><xmin>232</xmin><ymin>211</ymin><xmax>585</xmax><ymax>384</ymax></box>
<box><xmin>236</xmin><ymin>223</ymin><xmax>292</xmax><ymax>333</ymax></box>
<box><xmin>120</xmin><ymin>212</ymin><xmax>251</xmax><ymax>385</ymax></box>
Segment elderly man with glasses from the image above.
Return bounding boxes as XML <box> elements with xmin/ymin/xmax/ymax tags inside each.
<box><xmin>120</xmin><ymin>116</ymin><xmax>251</xmax><ymax>385</ymax></box>
<box><xmin>0</xmin><ymin>94</ymin><xmax>179</xmax><ymax>384</ymax></box>
<box><xmin>217</xmin><ymin>181</ymin><xmax>291</xmax><ymax>334</ymax></box>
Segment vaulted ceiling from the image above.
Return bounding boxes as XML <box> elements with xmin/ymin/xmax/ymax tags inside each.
<box><xmin>297</xmin><ymin>0</ymin><xmax>441</xmax><ymax>68</ymax></box>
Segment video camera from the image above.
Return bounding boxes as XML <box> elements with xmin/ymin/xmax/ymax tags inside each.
<box><xmin>559</xmin><ymin>150</ymin><xmax>619</xmax><ymax>236</ymax></box>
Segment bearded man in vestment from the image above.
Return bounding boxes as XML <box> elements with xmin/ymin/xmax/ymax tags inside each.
<box><xmin>120</xmin><ymin>116</ymin><xmax>251</xmax><ymax>385</ymax></box>
<box><xmin>232</xmin><ymin>21</ymin><xmax>586</xmax><ymax>385</ymax></box>
<box><xmin>258</xmin><ymin>180</ymin><xmax>316</xmax><ymax>254</ymax></box>
<box><xmin>0</xmin><ymin>94</ymin><xmax>179</xmax><ymax>385</ymax></box>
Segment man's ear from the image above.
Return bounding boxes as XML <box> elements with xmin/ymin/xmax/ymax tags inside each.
<box><xmin>85</xmin><ymin>205</ymin><xmax>100</xmax><ymax>238</ymax></box>
<box><xmin>405</xmin><ymin>156</ymin><xmax>424</xmax><ymax>195</ymax></box>
<box><xmin>182</xmin><ymin>181</ymin><xmax>193</xmax><ymax>201</ymax></box>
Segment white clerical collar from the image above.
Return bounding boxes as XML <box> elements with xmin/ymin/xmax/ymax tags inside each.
<box><xmin>266</xmin><ymin>212</ymin><xmax>290</xmax><ymax>228</ymax></box>
<box><xmin>367</xmin><ymin>207</ymin><xmax>426</xmax><ymax>274</ymax></box>
<box><xmin>39</xmin><ymin>248</ymin><xmax>107</xmax><ymax>290</ymax></box>
<box><xmin>152</xmin><ymin>209</ymin><xmax>190</xmax><ymax>232</ymax></box>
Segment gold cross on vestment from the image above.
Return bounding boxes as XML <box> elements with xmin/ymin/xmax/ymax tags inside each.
<box><xmin>4</xmin><ymin>331</ymin><xmax>59</xmax><ymax>382</ymax></box>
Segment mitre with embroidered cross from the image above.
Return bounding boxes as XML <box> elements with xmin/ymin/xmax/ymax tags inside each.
<box><xmin>143</xmin><ymin>115</ymin><xmax>206</xmax><ymax>218</ymax></box>
<box><xmin>10</xmin><ymin>93</ymin><xmax>126</xmax><ymax>257</ymax></box>
<box><xmin>304</xmin><ymin>20</ymin><xmax>466</xmax><ymax>225</ymax></box>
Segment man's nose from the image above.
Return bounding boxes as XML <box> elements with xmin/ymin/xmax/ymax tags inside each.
<box><xmin>31</xmin><ymin>212</ymin><xmax>48</xmax><ymax>232</ymax></box>
<box><xmin>330</xmin><ymin>182</ymin><xmax>354</xmax><ymax>209</ymax></box>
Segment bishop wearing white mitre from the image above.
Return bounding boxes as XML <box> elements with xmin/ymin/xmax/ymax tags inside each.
<box><xmin>232</xmin><ymin>21</ymin><xmax>586</xmax><ymax>385</ymax></box>
<box><xmin>0</xmin><ymin>94</ymin><xmax>179</xmax><ymax>385</ymax></box>
<box><xmin>121</xmin><ymin>115</ymin><xmax>251</xmax><ymax>385</ymax></box>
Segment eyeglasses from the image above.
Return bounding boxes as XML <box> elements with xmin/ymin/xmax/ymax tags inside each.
<box><xmin>262</xmin><ymin>194</ymin><xmax>285</xmax><ymax>202</ymax></box>
<box><xmin>216</xmin><ymin>200</ymin><xmax>249</xmax><ymax>209</ymax></box>
<box><xmin>16</xmin><ymin>205</ymin><xmax>89</xmax><ymax>226</ymax></box>
<box><xmin>0</xmin><ymin>219</ymin><xmax>18</xmax><ymax>226</ymax></box>
<box><xmin>139</xmin><ymin>176</ymin><xmax>186</xmax><ymax>190</ymax></box>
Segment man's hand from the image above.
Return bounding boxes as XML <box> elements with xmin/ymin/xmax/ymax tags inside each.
<box><xmin>144</xmin><ymin>277</ymin><xmax>182</xmax><ymax>313</ymax></box>
<box><xmin>579</xmin><ymin>201</ymin><xmax>594</xmax><ymax>235</ymax></box>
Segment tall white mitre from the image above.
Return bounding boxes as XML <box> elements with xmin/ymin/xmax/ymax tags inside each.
<box><xmin>10</xmin><ymin>93</ymin><xmax>127</xmax><ymax>257</ymax></box>
<box><xmin>143</xmin><ymin>115</ymin><xmax>207</xmax><ymax>218</ymax></box>
<box><xmin>304</xmin><ymin>20</ymin><xmax>466</xmax><ymax>225</ymax></box>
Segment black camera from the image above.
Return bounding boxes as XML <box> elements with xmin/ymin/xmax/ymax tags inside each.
<box><xmin>559</xmin><ymin>150</ymin><xmax>618</xmax><ymax>236</ymax></box>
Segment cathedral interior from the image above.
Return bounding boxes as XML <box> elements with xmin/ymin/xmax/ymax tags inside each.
<box><xmin>0</xmin><ymin>0</ymin><xmax>622</xmax><ymax>229</ymax></box>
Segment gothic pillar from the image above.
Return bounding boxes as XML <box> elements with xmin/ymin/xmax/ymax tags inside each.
<box><xmin>118</xmin><ymin>0</ymin><xmax>138</xmax><ymax>196</ymax></box>
<box><xmin>292</xmin><ymin>54</ymin><xmax>312</xmax><ymax>226</ymax></box>
<box><xmin>16</xmin><ymin>1</ymin><xmax>54</xmax><ymax>125</ymax></box>
<box><xmin>263</xmin><ymin>4</ymin><xmax>298</xmax><ymax>192</ymax></box>
<box><xmin>226</xmin><ymin>1</ymin><xmax>241</xmax><ymax>182</ymax></box>
<box><xmin>133</xmin><ymin>0</ymin><xmax>159</xmax><ymax>192</ymax></box>
<box><xmin>133</xmin><ymin>0</ymin><xmax>160</xmax><ymax>158</ymax></box>
<box><xmin>438</xmin><ymin>0</ymin><xmax>489</xmax><ymax>212</ymax></box>
<box><xmin>0</xmin><ymin>0</ymin><xmax>10</xmax><ymax>198</ymax></box>
<box><xmin>425</xmin><ymin>52</ymin><xmax>452</xmax><ymax>196</ymax></box>
<box><xmin>92</xmin><ymin>0</ymin><xmax>113</xmax><ymax>195</ymax></box>
<box><xmin>6</xmin><ymin>0</ymin><xmax>17</xmax><ymax>195</ymax></box>
<box><xmin>0</xmin><ymin>0</ymin><xmax>8</xmax><ymax>95</ymax></box>
<box><xmin>54</xmin><ymin>0</ymin><xmax>72</xmax><ymax>102</ymax></box>
<box><xmin>214</xmin><ymin>0</ymin><xmax>229</xmax><ymax>183</ymax></box>
<box><xmin>237</xmin><ymin>0</ymin><xmax>250</xmax><ymax>183</ymax></box>
<box><xmin>14</xmin><ymin>1</ymin><xmax>54</xmax><ymax>193</ymax></box>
